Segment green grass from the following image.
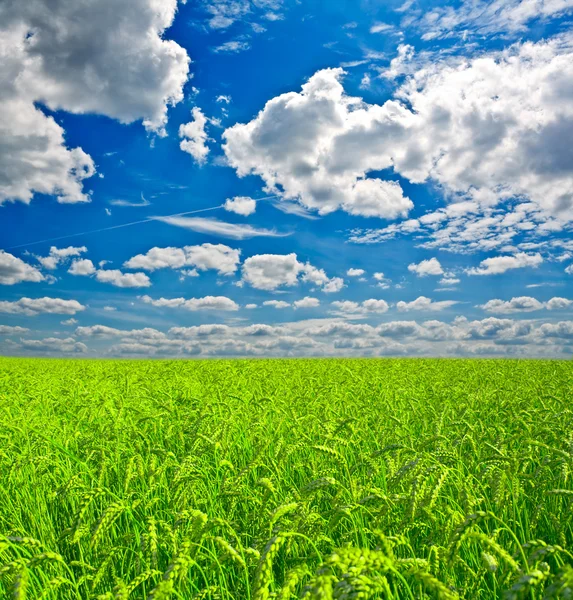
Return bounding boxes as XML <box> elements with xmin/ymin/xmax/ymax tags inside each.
<box><xmin>1</xmin><ymin>357</ymin><xmax>573</xmax><ymax>599</ymax></box>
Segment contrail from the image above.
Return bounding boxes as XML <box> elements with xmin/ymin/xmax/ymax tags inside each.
<box><xmin>5</xmin><ymin>195</ymin><xmax>279</xmax><ymax>250</ymax></box>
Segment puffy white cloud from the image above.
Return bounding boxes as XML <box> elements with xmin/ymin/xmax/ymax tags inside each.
<box><xmin>0</xmin><ymin>297</ymin><xmax>85</xmax><ymax>315</ymax></box>
<box><xmin>480</xmin><ymin>297</ymin><xmax>544</xmax><ymax>314</ymax></box>
<box><xmin>245</xmin><ymin>303</ymin><xmax>257</xmax><ymax>309</ymax></box>
<box><xmin>95</xmin><ymin>270</ymin><xmax>151</xmax><ymax>288</ymax></box>
<box><xmin>347</xmin><ymin>268</ymin><xmax>365</xmax><ymax>277</ymax></box>
<box><xmin>439</xmin><ymin>277</ymin><xmax>460</xmax><ymax>286</ymax></box>
<box><xmin>241</xmin><ymin>253</ymin><xmax>341</xmax><ymax>293</ymax></box>
<box><xmin>124</xmin><ymin>244</ymin><xmax>240</xmax><ymax>275</ymax></box>
<box><xmin>467</xmin><ymin>253</ymin><xmax>543</xmax><ymax>275</ymax></box>
<box><xmin>0</xmin><ymin>0</ymin><xmax>190</xmax><ymax>205</ymax></box>
<box><xmin>322</xmin><ymin>277</ymin><xmax>346</xmax><ymax>293</ymax></box>
<box><xmin>68</xmin><ymin>259</ymin><xmax>96</xmax><ymax>276</ymax></box>
<box><xmin>566</xmin><ymin>264</ymin><xmax>573</xmax><ymax>275</ymax></box>
<box><xmin>0</xmin><ymin>251</ymin><xmax>44</xmax><ymax>285</ymax></box>
<box><xmin>36</xmin><ymin>246</ymin><xmax>86</xmax><ymax>270</ymax></box>
<box><xmin>61</xmin><ymin>318</ymin><xmax>78</xmax><ymax>326</ymax></box>
<box><xmin>59</xmin><ymin>316</ymin><xmax>573</xmax><ymax>357</ymax></box>
<box><xmin>179</xmin><ymin>108</ymin><xmax>210</xmax><ymax>164</ymax></box>
<box><xmin>154</xmin><ymin>216</ymin><xmax>285</xmax><ymax>240</ymax></box>
<box><xmin>226</xmin><ymin>36</ymin><xmax>573</xmax><ymax>224</ymax></box>
<box><xmin>331</xmin><ymin>299</ymin><xmax>389</xmax><ymax>314</ymax></box>
<box><xmin>293</xmin><ymin>297</ymin><xmax>320</xmax><ymax>309</ymax></box>
<box><xmin>480</xmin><ymin>296</ymin><xmax>572</xmax><ymax>313</ymax></box>
<box><xmin>408</xmin><ymin>257</ymin><xmax>444</xmax><ymax>277</ymax></box>
<box><xmin>263</xmin><ymin>300</ymin><xmax>291</xmax><ymax>309</ymax></box>
<box><xmin>18</xmin><ymin>337</ymin><xmax>87</xmax><ymax>354</ymax></box>
<box><xmin>0</xmin><ymin>325</ymin><xmax>29</xmax><ymax>335</ymax></box>
<box><xmin>242</xmin><ymin>253</ymin><xmax>302</xmax><ymax>291</ymax></box>
<box><xmin>223</xmin><ymin>68</ymin><xmax>413</xmax><ymax>219</ymax></box>
<box><xmin>140</xmin><ymin>295</ymin><xmax>239</xmax><ymax>311</ymax></box>
<box><xmin>396</xmin><ymin>296</ymin><xmax>458</xmax><ymax>312</ymax></box>
<box><xmin>224</xmin><ymin>196</ymin><xmax>257</xmax><ymax>216</ymax></box>
<box><xmin>546</xmin><ymin>297</ymin><xmax>573</xmax><ymax>310</ymax></box>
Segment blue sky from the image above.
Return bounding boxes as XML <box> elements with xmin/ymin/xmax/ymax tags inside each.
<box><xmin>1</xmin><ymin>0</ymin><xmax>573</xmax><ymax>357</ymax></box>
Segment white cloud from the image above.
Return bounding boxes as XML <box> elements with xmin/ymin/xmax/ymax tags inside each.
<box><xmin>396</xmin><ymin>296</ymin><xmax>458</xmax><ymax>312</ymax></box>
<box><xmin>467</xmin><ymin>253</ymin><xmax>543</xmax><ymax>275</ymax></box>
<box><xmin>347</xmin><ymin>268</ymin><xmax>365</xmax><ymax>277</ymax></box>
<box><xmin>36</xmin><ymin>246</ymin><xmax>86</xmax><ymax>270</ymax></box>
<box><xmin>546</xmin><ymin>297</ymin><xmax>573</xmax><ymax>310</ymax></box>
<box><xmin>439</xmin><ymin>277</ymin><xmax>460</xmax><ymax>286</ymax></box>
<box><xmin>154</xmin><ymin>216</ymin><xmax>286</xmax><ymax>240</ymax></box>
<box><xmin>223</xmin><ymin>68</ymin><xmax>413</xmax><ymax>219</ymax></box>
<box><xmin>566</xmin><ymin>264</ymin><xmax>573</xmax><ymax>275</ymax></box>
<box><xmin>226</xmin><ymin>36</ymin><xmax>573</xmax><ymax>226</ymax></box>
<box><xmin>242</xmin><ymin>253</ymin><xmax>302</xmax><ymax>291</ymax></box>
<box><xmin>241</xmin><ymin>253</ymin><xmax>341</xmax><ymax>292</ymax></box>
<box><xmin>0</xmin><ymin>297</ymin><xmax>85</xmax><ymax>315</ymax></box>
<box><xmin>224</xmin><ymin>196</ymin><xmax>257</xmax><ymax>216</ymax></box>
<box><xmin>141</xmin><ymin>295</ymin><xmax>239</xmax><ymax>311</ymax></box>
<box><xmin>19</xmin><ymin>337</ymin><xmax>87</xmax><ymax>354</ymax></box>
<box><xmin>479</xmin><ymin>297</ymin><xmax>544</xmax><ymax>314</ymax></box>
<box><xmin>331</xmin><ymin>299</ymin><xmax>389</xmax><ymax>314</ymax></box>
<box><xmin>95</xmin><ymin>270</ymin><xmax>151</xmax><ymax>288</ymax></box>
<box><xmin>0</xmin><ymin>251</ymin><xmax>44</xmax><ymax>285</ymax></box>
<box><xmin>410</xmin><ymin>0</ymin><xmax>573</xmax><ymax>40</ymax></box>
<box><xmin>217</xmin><ymin>95</ymin><xmax>232</xmax><ymax>104</ymax></box>
<box><xmin>214</xmin><ymin>39</ymin><xmax>251</xmax><ymax>53</ymax></box>
<box><xmin>179</xmin><ymin>108</ymin><xmax>210</xmax><ymax>164</ymax></box>
<box><xmin>408</xmin><ymin>257</ymin><xmax>444</xmax><ymax>277</ymax></box>
<box><xmin>68</xmin><ymin>259</ymin><xmax>96</xmax><ymax>276</ymax></box>
<box><xmin>480</xmin><ymin>296</ymin><xmax>572</xmax><ymax>313</ymax></box>
<box><xmin>293</xmin><ymin>297</ymin><xmax>320</xmax><ymax>309</ymax></box>
<box><xmin>322</xmin><ymin>277</ymin><xmax>345</xmax><ymax>293</ymax></box>
<box><xmin>0</xmin><ymin>325</ymin><xmax>29</xmax><ymax>335</ymax></box>
<box><xmin>0</xmin><ymin>0</ymin><xmax>189</xmax><ymax>205</ymax></box>
<box><xmin>61</xmin><ymin>318</ymin><xmax>78</xmax><ymax>326</ymax></box>
<box><xmin>124</xmin><ymin>244</ymin><xmax>240</xmax><ymax>275</ymax></box>
<box><xmin>263</xmin><ymin>300</ymin><xmax>291</xmax><ymax>309</ymax></box>
<box><xmin>245</xmin><ymin>303</ymin><xmax>257</xmax><ymax>309</ymax></box>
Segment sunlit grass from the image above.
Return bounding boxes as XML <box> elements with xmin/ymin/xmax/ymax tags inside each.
<box><xmin>1</xmin><ymin>357</ymin><xmax>572</xmax><ymax>598</ymax></box>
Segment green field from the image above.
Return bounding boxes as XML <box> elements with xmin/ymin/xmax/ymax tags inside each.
<box><xmin>1</xmin><ymin>358</ymin><xmax>573</xmax><ymax>599</ymax></box>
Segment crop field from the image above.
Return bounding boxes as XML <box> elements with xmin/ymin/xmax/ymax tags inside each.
<box><xmin>1</xmin><ymin>358</ymin><xmax>573</xmax><ymax>599</ymax></box>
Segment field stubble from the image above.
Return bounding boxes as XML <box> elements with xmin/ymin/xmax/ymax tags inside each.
<box><xmin>0</xmin><ymin>358</ymin><xmax>572</xmax><ymax>599</ymax></box>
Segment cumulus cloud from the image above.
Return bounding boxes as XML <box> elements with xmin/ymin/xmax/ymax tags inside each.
<box><xmin>124</xmin><ymin>244</ymin><xmax>240</xmax><ymax>275</ymax></box>
<box><xmin>68</xmin><ymin>259</ymin><xmax>96</xmax><ymax>276</ymax></box>
<box><xmin>347</xmin><ymin>268</ymin><xmax>365</xmax><ymax>277</ymax></box>
<box><xmin>95</xmin><ymin>270</ymin><xmax>151</xmax><ymax>288</ymax></box>
<box><xmin>223</xmin><ymin>68</ymin><xmax>413</xmax><ymax>219</ymax></box>
<box><xmin>293</xmin><ymin>297</ymin><xmax>320</xmax><ymax>309</ymax></box>
<box><xmin>179</xmin><ymin>108</ymin><xmax>210</xmax><ymax>164</ymax></box>
<box><xmin>224</xmin><ymin>196</ymin><xmax>257</xmax><ymax>216</ymax></box>
<box><xmin>0</xmin><ymin>0</ymin><xmax>190</xmax><ymax>205</ymax></box>
<box><xmin>0</xmin><ymin>297</ymin><xmax>85</xmax><ymax>315</ymax></box>
<box><xmin>154</xmin><ymin>216</ymin><xmax>286</xmax><ymax>240</ymax></box>
<box><xmin>263</xmin><ymin>300</ymin><xmax>291</xmax><ymax>309</ymax></box>
<box><xmin>408</xmin><ymin>257</ymin><xmax>444</xmax><ymax>277</ymax></box>
<box><xmin>331</xmin><ymin>299</ymin><xmax>390</xmax><ymax>315</ymax></box>
<box><xmin>0</xmin><ymin>251</ymin><xmax>44</xmax><ymax>285</ymax></box>
<box><xmin>467</xmin><ymin>253</ymin><xmax>543</xmax><ymax>275</ymax></box>
<box><xmin>480</xmin><ymin>296</ymin><xmax>572</xmax><ymax>313</ymax></box>
<box><xmin>0</xmin><ymin>325</ymin><xmax>29</xmax><ymax>335</ymax></box>
<box><xmin>226</xmin><ymin>35</ymin><xmax>573</xmax><ymax>224</ymax></box>
<box><xmin>396</xmin><ymin>296</ymin><xmax>458</xmax><ymax>312</ymax></box>
<box><xmin>58</xmin><ymin>316</ymin><xmax>573</xmax><ymax>358</ymax></box>
<box><xmin>36</xmin><ymin>246</ymin><xmax>87</xmax><ymax>270</ymax></box>
<box><xmin>18</xmin><ymin>337</ymin><xmax>87</xmax><ymax>354</ymax></box>
<box><xmin>140</xmin><ymin>295</ymin><xmax>239</xmax><ymax>311</ymax></box>
<box><xmin>241</xmin><ymin>253</ymin><xmax>341</xmax><ymax>292</ymax></box>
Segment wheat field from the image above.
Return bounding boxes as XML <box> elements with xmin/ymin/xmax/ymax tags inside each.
<box><xmin>1</xmin><ymin>357</ymin><xmax>572</xmax><ymax>599</ymax></box>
